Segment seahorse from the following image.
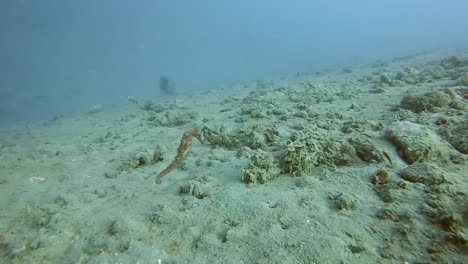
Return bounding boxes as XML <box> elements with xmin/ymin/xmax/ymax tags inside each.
<box><xmin>155</xmin><ymin>128</ymin><xmax>204</xmax><ymax>184</ymax></box>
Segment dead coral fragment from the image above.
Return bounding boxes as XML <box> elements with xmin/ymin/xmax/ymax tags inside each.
<box><xmin>179</xmin><ymin>180</ymin><xmax>210</xmax><ymax>199</ymax></box>
<box><xmin>280</xmin><ymin>130</ymin><xmax>355</xmax><ymax>176</ymax></box>
<box><xmin>242</xmin><ymin>150</ymin><xmax>280</xmax><ymax>184</ymax></box>
<box><xmin>201</xmin><ymin>126</ymin><xmax>238</xmax><ymax>149</ymax></box>
<box><xmin>329</xmin><ymin>192</ymin><xmax>357</xmax><ymax>210</ymax></box>
<box><xmin>281</xmin><ymin>134</ymin><xmax>321</xmax><ymax>177</ymax></box>
<box><xmin>155</xmin><ymin>128</ymin><xmax>204</xmax><ymax>184</ymax></box>
<box><xmin>400</xmin><ymin>91</ymin><xmax>450</xmax><ymax>113</ymax></box>
<box><xmin>163</xmin><ymin>112</ymin><xmax>194</xmax><ymax>127</ymax></box>
<box><xmin>119</xmin><ymin>147</ymin><xmax>164</xmax><ymax>171</ymax></box>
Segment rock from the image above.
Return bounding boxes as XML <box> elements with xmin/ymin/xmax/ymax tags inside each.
<box><xmin>400</xmin><ymin>163</ymin><xmax>445</xmax><ymax>185</ymax></box>
<box><xmin>349</xmin><ymin>138</ymin><xmax>385</xmax><ymax>163</ymax></box>
<box><xmin>385</xmin><ymin>121</ymin><xmax>450</xmax><ymax>164</ymax></box>
<box><xmin>437</xmin><ymin>119</ymin><xmax>468</xmax><ymax>154</ymax></box>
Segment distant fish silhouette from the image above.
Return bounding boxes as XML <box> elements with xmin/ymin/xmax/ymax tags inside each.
<box><xmin>159</xmin><ymin>76</ymin><xmax>176</xmax><ymax>95</ymax></box>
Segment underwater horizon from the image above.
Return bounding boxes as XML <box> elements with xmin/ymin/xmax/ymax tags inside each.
<box><xmin>1</xmin><ymin>0</ymin><xmax>468</xmax><ymax>124</ymax></box>
<box><xmin>0</xmin><ymin>1</ymin><xmax>467</xmax><ymax>263</ymax></box>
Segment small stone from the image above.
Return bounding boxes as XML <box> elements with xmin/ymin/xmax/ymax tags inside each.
<box><xmin>348</xmin><ymin>245</ymin><xmax>366</xmax><ymax>254</ymax></box>
<box><xmin>373</xmin><ymin>169</ymin><xmax>390</xmax><ymax>187</ymax></box>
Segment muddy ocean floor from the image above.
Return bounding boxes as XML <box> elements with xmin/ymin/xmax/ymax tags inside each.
<box><xmin>1</xmin><ymin>52</ymin><xmax>467</xmax><ymax>263</ymax></box>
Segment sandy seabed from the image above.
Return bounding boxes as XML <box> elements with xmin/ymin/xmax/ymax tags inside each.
<box><xmin>1</xmin><ymin>52</ymin><xmax>467</xmax><ymax>263</ymax></box>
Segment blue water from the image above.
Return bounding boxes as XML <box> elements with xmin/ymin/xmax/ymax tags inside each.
<box><xmin>1</xmin><ymin>0</ymin><xmax>468</xmax><ymax>123</ymax></box>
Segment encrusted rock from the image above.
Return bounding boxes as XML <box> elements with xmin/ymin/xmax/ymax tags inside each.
<box><xmin>441</xmin><ymin>121</ymin><xmax>468</xmax><ymax>155</ymax></box>
<box><xmin>385</xmin><ymin>121</ymin><xmax>450</xmax><ymax>164</ymax></box>
<box><xmin>400</xmin><ymin>163</ymin><xmax>445</xmax><ymax>185</ymax></box>
<box><xmin>349</xmin><ymin>138</ymin><xmax>385</xmax><ymax>163</ymax></box>
<box><xmin>400</xmin><ymin>91</ymin><xmax>450</xmax><ymax>113</ymax></box>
